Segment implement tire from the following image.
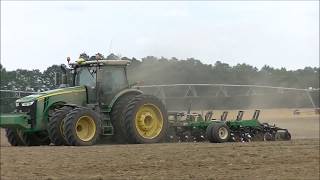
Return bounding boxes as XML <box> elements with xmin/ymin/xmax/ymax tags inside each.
<box><xmin>110</xmin><ymin>92</ymin><xmax>141</xmax><ymax>143</ymax></box>
<box><xmin>206</xmin><ymin>123</ymin><xmax>215</xmax><ymax>142</ymax></box>
<box><xmin>275</xmin><ymin>131</ymin><xmax>291</xmax><ymax>141</ymax></box>
<box><xmin>5</xmin><ymin>128</ymin><xmax>25</xmax><ymax>146</ymax></box>
<box><xmin>48</xmin><ymin>106</ymin><xmax>73</xmax><ymax>145</ymax></box>
<box><xmin>64</xmin><ymin>108</ymin><xmax>101</xmax><ymax>146</ymax></box>
<box><xmin>206</xmin><ymin>123</ymin><xmax>230</xmax><ymax>143</ymax></box>
<box><xmin>124</xmin><ymin>94</ymin><xmax>168</xmax><ymax>144</ymax></box>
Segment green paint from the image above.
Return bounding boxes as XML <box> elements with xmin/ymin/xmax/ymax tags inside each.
<box><xmin>227</xmin><ymin>119</ymin><xmax>261</xmax><ymax>128</ymax></box>
<box><xmin>1</xmin><ymin>86</ymin><xmax>87</xmax><ymax>132</ymax></box>
<box><xmin>0</xmin><ymin>60</ymin><xmax>138</xmax><ymax>137</ymax></box>
<box><xmin>171</xmin><ymin>113</ymin><xmax>262</xmax><ymax>131</ymax></box>
<box><xmin>0</xmin><ymin>113</ymin><xmax>31</xmax><ymax>129</ymax></box>
<box><xmin>108</xmin><ymin>89</ymin><xmax>143</xmax><ymax>110</ymax></box>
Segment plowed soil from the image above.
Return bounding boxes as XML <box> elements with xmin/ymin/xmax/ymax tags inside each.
<box><xmin>0</xmin><ymin>109</ymin><xmax>319</xmax><ymax>180</ymax></box>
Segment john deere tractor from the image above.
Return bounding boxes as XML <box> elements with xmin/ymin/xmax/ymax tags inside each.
<box><xmin>0</xmin><ymin>53</ymin><xmax>168</xmax><ymax>146</ymax></box>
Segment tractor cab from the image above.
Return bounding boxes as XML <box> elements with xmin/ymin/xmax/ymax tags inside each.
<box><xmin>68</xmin><ymin>53</ymin><xmax>130</xmax><ymax>105</ymax></box>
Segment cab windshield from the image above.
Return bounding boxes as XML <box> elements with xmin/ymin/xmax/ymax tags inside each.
<box><xmin>75</xmin><ymin>66</ymin><xmax>96</xmax><ymax>88</ymax></box>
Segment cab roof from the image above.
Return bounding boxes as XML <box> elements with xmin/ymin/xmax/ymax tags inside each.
<box><xmin>70</xmin><ymin>59</ymin><xmax>131</xmax><ymax>67</ymax></box>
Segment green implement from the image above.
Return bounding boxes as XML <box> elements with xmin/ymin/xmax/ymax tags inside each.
<box><xmin>167</xmin><ymin>110</ymin><xmax>291</xmax><ymax>143</ymax></box>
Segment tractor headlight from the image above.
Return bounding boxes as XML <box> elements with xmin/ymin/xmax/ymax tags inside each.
<box><xmin>21</xmin><ymin>101</ymin><xmax>35</xmax><ymax>106</ymax></box>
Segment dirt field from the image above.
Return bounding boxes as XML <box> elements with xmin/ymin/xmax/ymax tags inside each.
<box><xmin>0</xmin><ymin>109</ymin><xmax>319</xmax><ymax>180</ymax></box>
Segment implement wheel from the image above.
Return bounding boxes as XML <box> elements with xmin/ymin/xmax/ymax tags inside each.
<box><xmin>206</xmin><ymin>123</ymin><xmax>230</xmax><ymax>143</ymax></box>
<box><xmin>48</xmin><ymin>106</ymin><xmax>73</xmax><ymax>145</ymax></box>
<box><xmin>275</xmin><ymin>131</ymin><xmax>291</xmax><ymax>141</ymax></box>
<box><xmin>64</xmin><ymin>108</ymin><xmax>101</xmax><ymax>146</ymax></box>
<box><xmin>124</xmin><ymin>95</ymin><xmax>168</xmax><ymax>144</ymax></box>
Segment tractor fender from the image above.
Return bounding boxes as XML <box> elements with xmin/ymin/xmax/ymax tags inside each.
<box><xmin>44</xmin><ymin>102</ymin><xmax>79</xmax><ymax>121</ymax></box>
<box><xmin>44</xmin><ymin>102</ymin><xmax>79</xmax><ymax>115</ymax></box>
<box><xmin>108</xmin><ymin>89</ymin><xmax>143</xmax><ymax>109</ymax></box>
<box><xmin>61</xmin><ymin>104</ymin><xmax>81</xmax><ymax>108</ymax></box>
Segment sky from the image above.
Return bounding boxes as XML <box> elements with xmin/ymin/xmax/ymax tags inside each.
<box><xmin>1</xmin><ymin>1</ymin><xmax>319</xmax><ymax>71</ymax></box>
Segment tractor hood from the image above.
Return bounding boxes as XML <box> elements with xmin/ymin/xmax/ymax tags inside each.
<box><xmin>16</xmin><ymin>86</ymin><xmax>86</xmax><ymax>103</ymax></box>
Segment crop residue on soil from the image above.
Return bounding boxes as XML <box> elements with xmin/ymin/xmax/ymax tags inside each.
<box><xmin>0</xmin><ymin>108</ymin><xmax>319</xmax><ymax>180</ymax></box>
<box><xmin>0</xmin><ymin>140</ymin><xmax>319</xmax><ymax>180</ymax></box>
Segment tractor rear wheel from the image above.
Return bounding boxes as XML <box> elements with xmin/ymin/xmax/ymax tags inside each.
<box><xmin>64</xmin><ymin>108</ymin><xmax>101</xmax><ymax>146</ymax></box>
<box><xmin>111</xmin><ymin>92</ymin><xmax>141</xmax><ymax>143</ymax></box>
<box><xmin>5</xmin><ymin>128</ymin><xmax>25</xmax><ymax>146</ymax></box>
<box><xmin>124</xmin><ymin>95</ymin><xmax>168</xmax><ymax>144</ymax></box>
<box><xmin>206</xmin><ymin>123</ymin><xmax>230</xmax><ymax>143</ymax></box>
<box><xmin>48</xmin><ymin>106</ymin><xmax>73</xmax><ymax>145</ymax></box>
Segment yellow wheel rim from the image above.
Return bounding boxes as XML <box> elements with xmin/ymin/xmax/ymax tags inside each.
<box><xmin>135</xmin><ymin>103</ymin><xmax>164</xmax><ymax>139</ymax></box>
<box><xmin>75</xmin><ymin>116</ymin><xmax>96</xmax><ymax>141</ymax></box>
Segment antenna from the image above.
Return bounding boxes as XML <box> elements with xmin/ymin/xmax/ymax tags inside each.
<box><xmin>117</xmin><ymin>53</ymin><xmax>122</xmax><ymax>59</ymax></box>
<box><xmin>109</xmin><ymin>39</ymin><xmax>113</xmax><ymax>54</ymax></box>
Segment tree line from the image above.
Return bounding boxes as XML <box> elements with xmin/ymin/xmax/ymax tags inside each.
<box><xmin>0</xmin><ymin>56</ymin><xmax>319</xmax><ymax>112</ymax></box>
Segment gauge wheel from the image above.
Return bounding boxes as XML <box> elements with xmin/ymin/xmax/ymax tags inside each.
<box><xmin>206</xmin><ymin>123</ymin><xmax>230</xmax><ymax>143</ymax></box>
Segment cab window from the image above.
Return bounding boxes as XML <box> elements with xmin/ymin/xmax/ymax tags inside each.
<box><xmin>99</xmin><ymin>66</ymin><xmax>128</xmax><ymax>93</ymax></box>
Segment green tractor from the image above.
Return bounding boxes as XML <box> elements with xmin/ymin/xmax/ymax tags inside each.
<box><xmin>0</xmin><ymin>53</ymin><xmax>168</xmax><ymax>146</ymax></box>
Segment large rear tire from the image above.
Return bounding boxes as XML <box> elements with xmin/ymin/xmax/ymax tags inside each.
<box><xmin>64</xmin><ymin>108</ymin><xmax>101</xmax><ymax>146</ymax></box>
<box><xmin>124</xmin><ymin>95</ymin><xmax>168</xmax><ymax>144</ymax></box>
<box><xmin>110</xmin><ymin>92</ymin><xmax>141</xmax><ymax>143</ymax></box>
<box><xmin>48</xmin><ymin>106</ymin><xmax>73</xmax><ymax>145</ymax></box>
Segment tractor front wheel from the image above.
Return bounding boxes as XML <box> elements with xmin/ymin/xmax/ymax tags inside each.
<box><xmin>5</xmin><ymin>128</ymin><xmax>25</xmax><ymax>146</ymax></box>
<box><xmin>21</xmin><ymin>131</ymin><xmax>51</xmax><ymax>146</ymax></box>
<box><xmin>6</xmin><ymin>128</ymin><xmax>50</xmax><ymax>146</ymax></box>
<box><xmin>48</xmin><ymin>106</ymin><xmax>73</xmax><ymax>145</ymax></box>
<box><xmin>124</xmin><ymin>95</ymin><xmax>168</xmax><ymax>144</ymax></box>
<box><xmin>64</xmin><ymin>108</ymin><xmax>101</xmax><ymax>146</ymax></box>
